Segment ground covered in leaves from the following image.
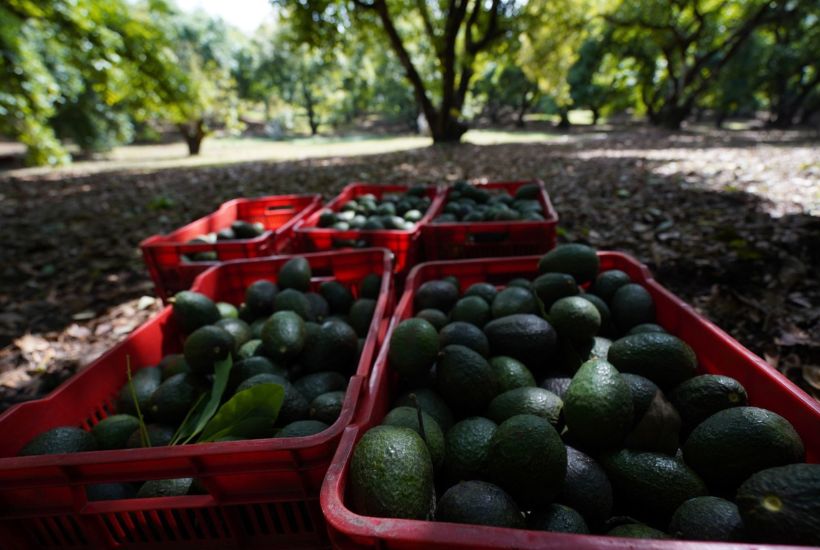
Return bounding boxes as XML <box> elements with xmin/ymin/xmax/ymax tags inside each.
<box><xmin>0</xmin><ymin>126</ymin><xmax>818</xmax><ymax>410</ymax></box>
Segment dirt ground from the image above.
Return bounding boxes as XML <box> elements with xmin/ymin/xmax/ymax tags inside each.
<box><xmin>0</xmin><ymin>125</ymin><xmax>818</xmax><ymax>410</ymax></box>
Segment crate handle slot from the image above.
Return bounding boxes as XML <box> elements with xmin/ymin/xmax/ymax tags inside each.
<box><xmin>467</xmin><ymin>231</ymin><xmax>510</xmax><ymax>244</ymax></box>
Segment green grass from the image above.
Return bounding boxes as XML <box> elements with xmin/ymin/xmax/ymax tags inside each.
<box><xmin>3</xmin><ymin>128</ymin><xmax>595</xmax><ymax>178</ymax></box>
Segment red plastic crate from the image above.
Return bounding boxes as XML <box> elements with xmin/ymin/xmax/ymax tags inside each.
<box><xmin>0</xmin><ymin>249</ymin><xmax>393</xmax><ymax>549</ymax></box>
<box><xmin>294</xmin><ymin>184</ymin><xmax>440</xmax><ymax>275</ymax></box>
<box><xmin>321</xmin><ymin>252</ymin><xmax>820</xmax><ymax>550</ymax></box>
<box><xmin>141</xmin><ymin>194</ymin><xmax>322</xmax><ymax>301</ymax></box>
<box><xmin>421</xmin><ymin>180</ymin><xmax>559</xmax><ymax>261</ymax></box>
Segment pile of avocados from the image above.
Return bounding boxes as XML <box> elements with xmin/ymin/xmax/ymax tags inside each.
<box><xmin>315</xmin><ymin>186</ymin><xmax>432</xmax><ymax>232</ymax></box>
<box><xmin>182</xmin><ymin>220</ymin><xmax>266</xmax><ymax>262</ymax></box>
<box><xmin>18</xmin><ymin>257</ymin><xmax>383</xmax><ymax>500</ymax></box>
<box><xmin>348</xmin><ymin>243</ymin><xmax>819</xmax><ymax>546</ymax></box>
<box><xmin>433</xmin><ymin>181</ymin><xmax>547</xmax><ymax>223</ymax></box>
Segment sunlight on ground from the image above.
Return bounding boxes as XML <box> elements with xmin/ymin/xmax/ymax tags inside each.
<box><xmin>3</xmin><ymin>130</ymin><xmax>583</xmax><ymax>178</ymax></box>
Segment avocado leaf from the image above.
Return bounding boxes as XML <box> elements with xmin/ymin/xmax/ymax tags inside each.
<box><xmin>198</xmin><ymin>383</ymin><xmax>284</xmax><ymax>442</ymax></box>
<box><xmin>171</xmin><ymin>355</ymin><xmax>233</xmax><ymax>445</ymax></box>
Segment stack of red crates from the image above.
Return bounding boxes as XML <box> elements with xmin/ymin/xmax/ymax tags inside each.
<box><xmin>141</xmin><ymin>194</ymin><xmax>322</xmax><ymax>300</ymax></box>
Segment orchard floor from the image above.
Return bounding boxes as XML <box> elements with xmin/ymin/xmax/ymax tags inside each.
<box><xmin>0</xmin><ymin>124</ymin><xmax>818</xmax><ymax>410</ymax></box>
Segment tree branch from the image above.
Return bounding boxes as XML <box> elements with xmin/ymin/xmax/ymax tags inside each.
<box><xmin>415</xmin><ymin>0</ymin><xmax>441</xmax><ymax>59</ymax></box>
<box><xmin>465</xmin><ymin>0</ymin><xmax>503</xmax><ymax>55</ymax></box>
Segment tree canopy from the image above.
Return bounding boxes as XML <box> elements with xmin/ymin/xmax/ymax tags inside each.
<box><xmin>0</xmin><ymin>0</ymin><xmax>817</xmax><ymax>165</ymax></box>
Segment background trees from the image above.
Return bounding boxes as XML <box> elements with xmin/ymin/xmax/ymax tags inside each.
<box><xmin>1</xmin><ymin>0</ymin><xmax>817</xmax><ymax>166</ymax></box>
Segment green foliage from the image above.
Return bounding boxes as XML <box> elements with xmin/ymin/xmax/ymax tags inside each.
<box><xmin>199</xmin><ymin>383</ymin><xmax>284</xmax><ymax>442</ymax></box>
<box><xmin>171</xmin><ymin>355</ymin><xmax>233</xmax><ymax>445</ymax></box>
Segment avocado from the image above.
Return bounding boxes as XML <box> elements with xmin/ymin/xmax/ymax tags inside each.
<box><xmin>214</xmin><ymin>318</ymin><xmax>252</xmax><ymax>355</ymax></box>
<box><xmin>550</xmin><ymin>296</ymin><xmax>602</xmax><ymax>344</ymax></box>
<box><xmin>320</xmin><ymin>281</ymin><xmax>354</xmax><ymax>314</ymax></box>
<box><xmin>126</xmin><ymin>424</ymin><xmax>176</xmax><ymax>448</ymax></box>
<box><xmin>414</xmin><ymin>280</ymin><xmax>459</xmax><ymax>314</ymax></box>
<box><xmin>436</xmin><ymin>345</ymin><xmax>498</xmax><ymax>416</ymax></box>
<box><xmin>356</xmin><ymin>273</ymin><xmax>381</xmax><ymax>300</ymax></box>
<box><xmin>415</xmin><ymin>308</ymin><xmax>448</xmax><ymax>331</ymax></box>
<box><xmin>278</xmin><ymin>257</ymin><xmax>311</xmax><ymax>292</ymax></box>
<box><xmin>608</xmin><ymin>332</ymin><xmax>697</xmax><ymax>390</ymax></box>
<box><xmin>304</xmin><ymin>292</ymin><xmax>330</xmax><ymax>322</ymax></box>
<box><xmin>395</xmin><ymin>388</ymin><xmax>455</xmax><ymax>432</ymax></box>
<box><xmin>486</xmin><ymin>387</ymin><xmax>563</xmax><ymax>428</ymax></box>
<box><xmin>436</xmin><ymin>481</ymin><xmax>524</xmax><ymax>528</ymax></box>
<box><xmin>299</xmin><ymin>319</ymin><xmax>359</xmax><ymax>375</ymax></box>
<box><xmin>629</xmin><ymin>323</ymin><xmax>666</xmax><ymax>335</ymax></box>
<box><xmin>540</xmin><ymin>377</ymin><xmax>572</xmax><ymax>399</ymax></box>
<box><xmin>349</xmin><ymin>425</ymin><xmax>435</xmax><ymax>519</ymax></box>
<box><xmin>589</xmin><ymin>269</ymin><xmax>631</xmax><ymax>302</ymax></box>
<box><xmin>450</xmin><ymin>296</ymin><xmax>491</xmax><ymax>327</ymax></box>
<box><xmin>490</xmin><ymin>356</ymin><xmax>536</xmax><ymax>392</ymax></box>
<box><xmin>607</xmin><ymin>523</ymin><xmax>670</xmax><ymax>539</ymax></box>
<box><xmin>183</xmin><ymin>325</ymin><xmax>234</xmax><ymax>375</ymax></box>
<box><xmin>19</xmin><ymin>426</ymin><xmax>97</xmax><ymax>456</ymax></box>
<box><xmin>491</xmin><ymin>286</ymin><xmax>539</xmax><ymax>318</ymax></box>
<box><xmin>274</xmin><ymin>288</ymin><xmax>313</xmax><ymax>320</ymax></box>
<box><xmin>601</xmin><ymin>449</ymin><xmax>707</xmax><ymax>527</ymax></box>
<box><xmin>682</xmin><ymin>406</ymin><xmax>804</xmax><ymax>490</ymax></box>
<box><xmin>293</xmin><ymin>371</ymin><xmax>348</xmax><ymax>404</ymax></box>
<box><xmin>136</xmin><ymin>478</ymin><xmax>193</xmax><ymax>498</ymax></box>
<box><xmin>465</xmin><ymin>282</ymin><xmax>497</xmax><ymax>305</ymax></box>
<box><xmin>349</xmin><ymin>298</ymin><xmax>376</xmax><ymax>337</ymax></box>
<box><xmin>92</xmin><ymin>414</ymin><xmax>141</xmax><ymax>450</ymax></box>
<box><xmin>736</xmin><ymin>463</ymin><xmax>820</xmax><ymax>546</ymax></box>
<box><xmin>261</xmin><ymin>311</ymin><xmax>307</xmax><ymax>362</ymax></box>
<box><xmin>158</xmin><ymin>354</ymin><xmax>191</xmax><ymax>380</ymax></box>
<box><xmin>558</xmin><ymin>446</ymin><xmax>613</xmax><ymax>528</ymax></box>
<box><xmin>147</xmin><ymin>373</ymin><xmax>201</xmax><ymax>423</ymax></box>
<box><xmin>611</xmin><ymin>283</ymin><xmax>655</xmax><ymax>333</ymax></box>
<box><xmin>244</xmin><ymin>280</ymin><xmax>278</xmax><ymax>319</ymax></box>
<box><xmin>117</xmin><ymin>366</ymin><xmax>161</xmax><ymax>415</ymax></box>
<box><xmin>514</xmin><ymin>182</ymin><xmax>541</xmax><ymax>200</ymax></box>
<box><xmin>231</xmin><ymin>220</ymin><xmax>263</xmax><ymax>238</ymax></box>
<box><xmin>439</xmin><ymin>322</ymin><xmax>490</xmax><ymax>357</ymax></box>
<box><xmin>388</xmin><ymin>318</ymin><xmax>439</xmax><ymax>378</ymax></box>
<box><xmin>484</xmin><ymin>314</ymin><xmax>557</xmax><ymax>372</ymax></box>
<box><xmin>528</xmin><ymin>503</ymin><xmax>589</xmax><ymax>533</ymax></box>
<box><xmin>507</xmin><ymin>278</ymin><xmax>533</xmax><ymax>290</ymax></box>
<box><xmin>216</xmin><ymin>301</ymin><xmax>238</xmax><ymax>319</ymax></box>
<box><xmin>309</xmin><ymin>390</ymin><xmax>346</xmax><ymax>425</ymax></box>
<box><xmin>383</xmin><ymin>406</ymin><xmax>445</xmax><ymax>472</ymax></box>
<box><xmin>563</xmin><ymin>358</ymin><xmax>633</xmax><ymax>452</ymax></box>
<box><xmin>276</xmin><ymin>419</ymin><xmax>329</xmax><ymax>438</ymax></box>
<box><xmin>579</xmin><ymin>293</ymin><xmax>614</xmax><ymax>336</ymax></box>
<box><xmin>670</xmin><ymin>374</ymin><xmax>748</xmax><ymax>433</ymax></box>
<box><xmin>538</xmin><ymin>244</ymin><xmax>600</xmax><ymax>285</ymax></box>
<box><xmin>229</xmin><ymin>356</ymin><xmax>287</xmax><ymax>391</ymax></box>
<box><xmin>443</xmin><ymin>416</ymin><xmax>497</xmax><ymax>484</ymax></box>
<box><xmin>669</xmin><ymin>496</ymin><xmax>744</xmax><ymax>541</ymax></box>
<box><xmin>532</xmin><ymin>272</ymin><xmax>579</xmax><ymax>310</ymax></box>
<box><xmin>172</xmin><ymin>291</ymin><xmax>221</xmax><ymax>333</ymax></box>
<box><xmin>487</xmin><ymin>414</ymin><xmax>567</xmax><ymax>506</ymax></box>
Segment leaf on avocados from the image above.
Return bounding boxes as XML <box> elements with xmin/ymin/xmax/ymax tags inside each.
<box><xmin>199</xmin><ymin>383</ymin><xmax>284</xmax><ymax>442</ymax></box>
<box><xmin>171</xmin><ymin>355</ymin><xmax>233</xmax><ymax>445</ymax></box>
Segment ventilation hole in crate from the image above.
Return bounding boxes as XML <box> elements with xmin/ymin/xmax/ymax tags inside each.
<box><xmin>255</xmin><ymin>503</ymin><xmax>278</xmax><ymax>535</ymax></box>
<box><xmin>235</xmin><ymin>504</ymin><xmax>256</xmax><ymax>536</ymax></box>
<box><xmin>207</xmin><ymin>506</ymin><xmax>231</xmax><ymax>538</ymax></box>
<box><xmin>184</xmin><ymin>508</ymin><xmax>206</xmax><ymax>539</ymax></box>
<box><xmin>296</xmin><ymin>500</ymin><xmax>316</xmax><ymax>533</ymax></box>
<box><xmin>101</xmin><ymin>514</ymin><xmax>125</xmax><ymax>544</ymax></box>
<box><xmin>168</xmin><ymin>509</ymin><xmax>193</xmax><ymax>541</ymax></box>
<box><xmin>127</xmin><ymin>511</ymin><xmax>150</xmax><ymax>543</ymax></box>
<box><xmin>281</xmin><ymin>502</ymin><xmax>300</xmax><ymax>533</ymax></box>
<box><xmin>26</xmin><ymin>519</ymin><xmax>53</xmax><ymax>547</ymax></box>
<box><xmin>65</xmin><ymin>515</ymin><xmax>88</xmax><ymax>545</ymax></box>
<box><xmin>143</xmin><ymin>510</ymin><xmax>164</xmax><ymax>542</ymax></box>
<box><xmin>265</xmin><ymin>502</ymin><xmax>286</xmax><ymax>534</ymax></box>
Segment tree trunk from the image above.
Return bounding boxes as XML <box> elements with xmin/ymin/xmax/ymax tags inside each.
<box><xmin>430</xmin><ymin>110</ymin><xmax>468</xmax><ymax>143</ymax></box>
<box><xmin>557</xmin><ymin>110</ymin><xmax>570</xmax><ymax>130</ymax></box>
<box><xmin>591</xmin><ymin>107</ymin><xmax>600</xmax><ymax>126</ymax></box>
<box><xmin>654</xmin><ymin>102</ymin><xmax>689</xmax><ymax>130</ymax></box>
<box><xmin>303</xmin><ymin>83</ymin><xmax>319</xmax><ymax>135</ymax></box>
<box><xmin>715</xmin><ymin>110</ymin><xmax>727</xmax><ymax>129</ymax></box>
<box><xmin>179</xmin><ymin>120</ymin><xmax>206</xmax><ymax>156</ymax></box>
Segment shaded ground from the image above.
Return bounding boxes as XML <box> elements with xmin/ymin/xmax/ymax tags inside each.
<box><xmin>0</xmin><ymin>125</ymin><xmax>818</xmax><ymax>410</ymax></box>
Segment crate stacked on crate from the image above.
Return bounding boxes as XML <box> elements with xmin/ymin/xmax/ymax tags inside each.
<box><xmin>320</xmin><ymin>251</ymin><xmax>820</xmax><ymax>550</ymax></box>
<box><xmin>0</xmin><ymin>249</ymin><xmax>392</xmax><ymax>550</ymax></box>
<box><xmin>141</xmin><ymin>194</ymin><xmax>322</xmax><ymax>300</ymax></box>
<box><xmin>295</xmin><ymin>183</ymin><xmax>441</xmax><ymax>275</ymax></box>
<box><xmin>422</xmin><ymin>179</ymin><xmax>559</xmax><ymax>260</ymax></box>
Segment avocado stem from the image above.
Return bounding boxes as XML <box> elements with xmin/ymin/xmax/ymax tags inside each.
<box><xmin>408</xmin><ymin>393</ymin><xmax>428</xmax><ymax>444</ymax></box>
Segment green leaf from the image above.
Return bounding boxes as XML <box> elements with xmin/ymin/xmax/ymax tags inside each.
<box><xmin>171</xmin><ymin>355</ymin><xmax>233</xmax><ymax>445</ymax></box>
<box><xmin>198</xmin><ymin>383</ymin><xmax>284</xmax><ymax>443</ymax></box>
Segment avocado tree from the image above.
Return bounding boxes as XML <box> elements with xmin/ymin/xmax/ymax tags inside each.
<box><xmin>605</xmin><ymin>0</ymin><xmax>775</xmax><ymax>129</ymax></box>
<box><xmin>275</xmin><ymin>0</ymin><xmax>522</xmax><ymax>143</ymax></box>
